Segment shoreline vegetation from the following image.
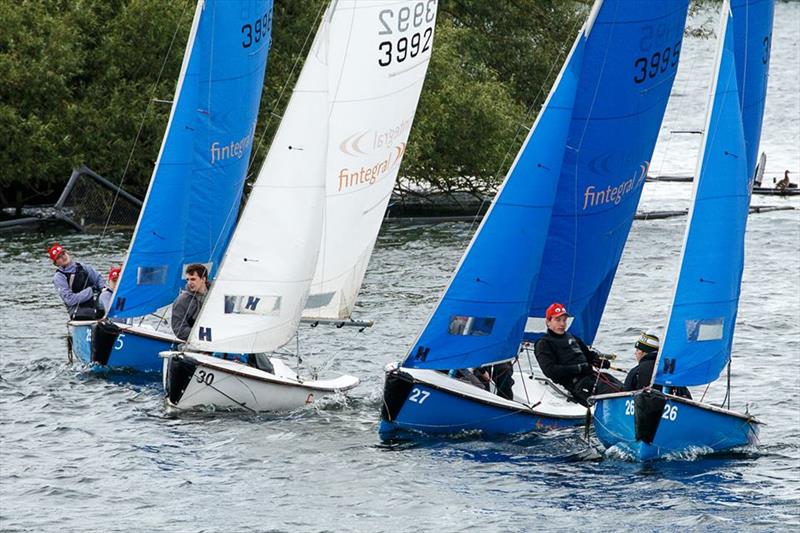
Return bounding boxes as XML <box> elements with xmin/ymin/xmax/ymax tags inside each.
<box><xmin>0</xmin><ymin>0</ymin><xmax>723</xmax><ymax>219</ymax></box>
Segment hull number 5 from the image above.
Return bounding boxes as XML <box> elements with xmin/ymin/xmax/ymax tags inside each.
<box><xmin>409</xmin><ymin>387</ymin><xmax>430</xmax><ymax>404</ymax></box>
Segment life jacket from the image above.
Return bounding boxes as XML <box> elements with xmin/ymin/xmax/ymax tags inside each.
<box><xmin>542</xmin><ymin>333</ymin><xmax>589</xmax><ymax>367</ymax></box>
<box><xmin>59</xmin><ymin>263</ymin><xmax>101</xmax><ymax>319</ymax></box>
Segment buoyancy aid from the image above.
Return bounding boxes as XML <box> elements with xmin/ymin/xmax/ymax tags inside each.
<box><xmin>59</xmin><ymin>263</ymin><xmax>101</xmax><ymax>318</ymax></box>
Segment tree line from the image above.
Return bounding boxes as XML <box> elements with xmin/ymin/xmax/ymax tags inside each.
<box><xmin>1</xmin><ymin>0</ymin><xmax>615</xmax><ymax>211</ymax></box>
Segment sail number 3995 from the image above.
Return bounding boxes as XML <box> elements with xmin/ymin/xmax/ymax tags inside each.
<box><xmin>378</xmin><ymin>1</ymin><xmax>436</xmax><ymax>67</ymax></box>
<box><xmin>242</xmin><ymin>11</ymin><xmax>272</xmax><ymax>49</ymax></box>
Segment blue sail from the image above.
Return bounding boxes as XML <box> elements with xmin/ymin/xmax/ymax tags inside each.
<box><xmin>731</xmin><ymin>0</ymin><xmax>774</xmax><ymax>180</ymax></box>
<box><xmin>110</xmin><ymin>0</ymin><xmax>273</xmax><ymax>318</ymax></box>
<box><xmin>403</xmin><ymin>0</ymin><xmax>690</xmax><ymax>371</ymax></box>
<box><xmin>524</xmin><ymin>0</ymin><xmax>690</xmax><ymax>346</ymax></box>
<box><xmin>655</xmin><ymin>8</ymin><xmax>749</xmax><ymax>388</ymax></box>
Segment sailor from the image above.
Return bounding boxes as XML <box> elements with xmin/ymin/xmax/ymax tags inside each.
<box><xmin>49</xmin><ymin>243</ymin><xmax>105</xmax><ymax>320</ymax></box>
<box><xmin>534</xmin><ymin>302</ymin><xmax>621</xmax><ymax>406</ymax></box>
<box><xmin>98</xmin><ymin>266</ymin><xmax>121</xmax><ymax>316</ymax></box>
<box><xmin>171</xmin><ymin>263</ymin><xmax>209</xmax><ymax>340</ymax></box>
<box><xmin>624</xmin><ymin>331</ymin><xmax>691</xmax><ymax>399</ymax></box>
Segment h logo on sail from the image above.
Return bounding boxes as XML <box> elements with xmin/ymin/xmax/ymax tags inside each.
<box><xmin>223</xmin><ymin>294</ymin><xmax>281</xmax><ymax>316</ymax></box>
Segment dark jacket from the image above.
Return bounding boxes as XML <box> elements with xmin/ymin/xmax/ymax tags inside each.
<box><xmin>624</xmin><ymin>352</ymin><xmax>692</xmax><ymax>399</ymax></box>
<box><xmin>171</xmin><ymin>288</ymin><xmax>206</xmax><ymax>340</ymax></box>
<box><xmin>624</xmin><ymin>352</ymin><xmax>657</xmax><ymax>391</ymax></box>
<box><xmin>534</xmin><ymin>329</ymin><xmax>609</xmax><ymax>389</ymax></box>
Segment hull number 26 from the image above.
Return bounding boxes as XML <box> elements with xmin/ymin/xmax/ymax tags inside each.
<box><xmin>624</xmin><ymin>399</ymin><xmax>678</xmax><ymax>421</ymax></box>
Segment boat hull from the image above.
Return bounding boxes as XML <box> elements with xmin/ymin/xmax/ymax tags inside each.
<box><xmin>69</xmin><ymin>321</ymin><xmax>179</xmax><ymax>373</ymax></box>
<box><xmin>162</xmin><ymin>351</ymin><xmax>359</xmax><ymax>413</ymax></box>
<box><xmin>379</xmin><ymin>364</ymin><xmax>587</xmax><ymax>439</ymax></box>
<box><xmin>591</xmin><ymin>390</ymin><xmax>760</xmax><ymax>461</ymax></box>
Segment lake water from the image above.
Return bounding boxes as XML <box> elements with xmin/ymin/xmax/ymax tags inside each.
<box><xmin>1</xmin><ymin>3</ymin><xmax>799</xmax><ymax>532</ymax></box>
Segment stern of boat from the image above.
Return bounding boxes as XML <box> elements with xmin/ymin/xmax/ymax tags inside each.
<box><xmin>591</xmin><ymin>390</ymin><xmax>760</xmax><ymax>460</ymax></box>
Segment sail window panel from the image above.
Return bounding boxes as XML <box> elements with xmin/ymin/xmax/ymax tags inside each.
<box><xmin>136</xmin><ymin>266</ymin><xmax>168</xmax><ymax>286</ymax></box>
<box><xmin>224</xmin><ymin>295</ymin><xmax>281</xmax><ymax>316</ymax></box>
<box><xmin>448</xmin><ymin>316</ymin><xmax>495</xmax><ymax>336</ymax></box>
<box><xmin>305</xmin><ymin>292</ymin><xmax>335</xmax><ymax>309</ymax></box>
<box><xmin>685</xmin><ymin>318</ymin><xmax>724</xmax><ymax>342</ymax></box>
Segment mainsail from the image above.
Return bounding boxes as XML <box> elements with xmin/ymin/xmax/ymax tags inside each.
<box><xmin>655</xmin><ymin>2</ymin><xmax>753</xmax><ymax>388</ymax></box>
<box><xmin>403</xmin><ymin>0</ymin><xmax>690</xmax><ymax>371</ymax></box>
<box><xmin>188</xmin><ymin>1</ymin><xmax>438</xmax><ymax>353</ymax></box>
<box><xmin>110</xmin><ymin>0</ymin><xmax>274</xmax><ymax>318</ymax></box>
<box><xmin>187</xmin><ymin>6</ymin><xmax>331</xmax><ymax>354</ymax></box>
<box><xmin>303</xmin><ymin>0</ymin><xmax>438</xmax><ymax>321</ymax></box>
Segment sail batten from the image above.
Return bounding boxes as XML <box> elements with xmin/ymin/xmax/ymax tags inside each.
<box><xmin>110</xmin><ymin>0</ymin><xmax>274</xmax><ymax>319</ymax></box>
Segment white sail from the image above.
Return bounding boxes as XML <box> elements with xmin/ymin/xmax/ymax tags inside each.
<box><xmin>186</xmin><ymin>9</ymin><xmax>332</xmax><ymax>354</ymax></box>
<box><xmin>302</xmin><ymin>0</ymin><xmax>438</xmax><ymax>320</ymax></box>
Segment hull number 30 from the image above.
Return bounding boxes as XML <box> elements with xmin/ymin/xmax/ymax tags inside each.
<box><xmin>409</xmin><ymin>387</ymin><xmax>430</xmax><ymax>404</ymax></box>
<box><xmin>623</xmin><ymin>399</ymin><xmax>678</xmax><ymax>421</ymax></box>
<box><xmin>196</xmin><ymin>370</ymin><xmax>215</xmax><ymax>386</ymax></box>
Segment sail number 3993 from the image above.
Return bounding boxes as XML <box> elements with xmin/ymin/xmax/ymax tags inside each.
<box><xmin>378</xmin><ymin>1</ymin><xmax>436</xmax><ymax>67</ymax></box>
<box><xmin>624</xmin><ymin>399</ymin><xmax>678</xmax><ymax>421</ymax></box>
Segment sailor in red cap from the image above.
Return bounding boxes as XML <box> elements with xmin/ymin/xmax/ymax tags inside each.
<box><xmin>49</xmin><ymin>243</ymin><xmax>105</xmax><ymax>320</ymax></box>
<box><xmin>533</xmin><ymin>302</ymin><xmax>622</xmax><ymax>406</ymax></box>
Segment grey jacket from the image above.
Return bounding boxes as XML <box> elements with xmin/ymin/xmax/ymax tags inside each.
<box><xmin>171</xmin><ymin>288</ymin><xmax>206</xmax><ymax>340</ymax></box>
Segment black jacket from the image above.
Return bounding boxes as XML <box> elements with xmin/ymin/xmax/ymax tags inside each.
<box><xmin>624</xmin><ymin>352</ymin><xmax>657</xmax><ymax>391</ymax></box>
<box><xmin>624</xmin><ymin>352</ymin><xmax>692</xmax><ymax>399</ymax></box>
<box><xmin>534</xmin><ymin>329</ymin><xmax>608</xmax><ymax>389</ymax></box>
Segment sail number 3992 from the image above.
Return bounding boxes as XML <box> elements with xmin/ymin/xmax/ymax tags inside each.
<box><xmin>624</xmin><ymin>399</ymin><xmax>678</xmax><ymax>421</ymax></box>
<box><xmin>378</xmin><ymin>0</ymin><xmax>436</xmax><ymax>67</ymax></box>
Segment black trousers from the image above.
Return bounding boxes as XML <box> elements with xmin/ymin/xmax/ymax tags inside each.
<box><xmin>570</xmin><ymin>372</ymin><xmax>622</xmax><ymax>407</ymax></box>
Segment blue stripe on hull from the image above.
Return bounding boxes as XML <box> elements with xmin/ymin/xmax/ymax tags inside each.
<box><xmin>593</xmin><ymin>394</ymin><xmax>759</xmax><ymax>461</ymax></box>
<box><xmin>380</xmin><ymin>382</ymin><xmax>583</xmax><ymax>439</ymax></box>
<box><xmin>70</xmin><ymin>324</ymin><xmax>176</xmax><ymax>374</ymax></box>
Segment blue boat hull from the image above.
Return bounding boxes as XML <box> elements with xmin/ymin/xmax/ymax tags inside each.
<box><xmin>70</xmin><ymin>322</ymin><xmax>178</xmax><ymax>373</ymax></box>
<box><xmin>592</xmin><ymin>390</ymin><xmax>759</xmax><ymax>461</ymax></box>
<box><xmin>379</xmin><ymin>366</ymin><xmax>585</xmax><ymax>439</ymax></box>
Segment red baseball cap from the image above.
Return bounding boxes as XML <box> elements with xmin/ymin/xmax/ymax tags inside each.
<box><xmin>545</xmin><ymin>302</ymin><xmax>570</xmax><ymax>320</ymax></box>
<box><xmin>48</xmin><ymin>243</ymin><xmax>65</xmax><ymax>263</ymax></box>
<box><xmin>108</xmin><ymin>266</ymin><xmax>122</xmax><ymax>281</ymax></box>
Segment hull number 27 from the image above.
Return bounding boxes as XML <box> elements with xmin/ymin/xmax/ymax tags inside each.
<box><xmin>409</xmin><ymin>387</ymin><xmax>430</xmax><ymax>404</ymax></box>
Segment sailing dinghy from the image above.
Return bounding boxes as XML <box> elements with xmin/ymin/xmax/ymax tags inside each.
<box><xmin>70</xmin><ymin>0</ymin><xmax>274</xmax><ymax>373</ymax></box>
<box><xmin>590</xmin><ymin>0</ymin><xmax>772</xmax><ymax>461</ymax></box>
<box><xmin>162</xmin><ymin>0</ymin><xmax>438</xmax><ymax>412</ymax></box>
<box><xmin>379</xmin><ymin>0</ymin><xmax>691</xmax><ymax>438</ymax></box>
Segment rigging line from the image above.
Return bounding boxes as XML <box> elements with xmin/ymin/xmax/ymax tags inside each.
<box><xmin>463</xmin><ymin>13</ymin><xmax>585</xmax><ymax>243</ymax></box>
<box><xmin>515</xmin><ymin>356</ymin><xmax>532</xmax><ymax>406</ymax></box>
<box><xmin>97</xmin><ymin>0</ymin><xmax>192</xmax><ymax>247</ymax></box>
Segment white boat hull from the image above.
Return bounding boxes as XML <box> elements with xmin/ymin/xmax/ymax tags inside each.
<box><xmin>161</xmin><ymin>351</ymin><xmax>359</xmax><ymax>413</ymax></box>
